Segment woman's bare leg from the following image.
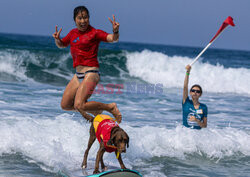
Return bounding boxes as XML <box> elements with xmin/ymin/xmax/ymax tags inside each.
<box><xmin>61</xmin><ymin>74</ymin><xmax>97</xmax><ymax>121</ymax></box>
<box><xmin>74</xmin><ymin>73</ymin><xmax>122</xmax><ymax>123</ymax></box>
<box><xmin>61</xmin><ymin>74</ymin><xmax>80</xmax><ymax>111</ymax></box>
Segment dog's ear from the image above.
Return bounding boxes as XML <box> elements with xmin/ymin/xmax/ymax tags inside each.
<box><xmin>107</xmin><ymin>133</ymin><xmax>116</xmax><ymax>146</ymax></box>
<box><xmin>108</xmin><ymin>127</ymin><xmax>120</xmax><ymax>146</ymax></box>
<box><xmin>107</xmin><ymin>138</ymin><xmax>113</xmax><ymax>146</ymax></box>
<box><xmin>125</xmin><ymin>132</ymin><xmax>129</xmax><ymax>148</ymax></box>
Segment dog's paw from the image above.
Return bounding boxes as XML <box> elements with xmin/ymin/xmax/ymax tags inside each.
<box><xmin>93</xmin><ymin>169</ymin><xmax>100</xmax><ymax>174</ymax></box>
<box><xmin>81</xmin><ymin>162</ymin><xmax>87</xmax><ymax>169</ymax></box>
<box><xmin>102</xmin><ymin>166</ymin><xmax>108</xmax><ymax>172</ymax></box>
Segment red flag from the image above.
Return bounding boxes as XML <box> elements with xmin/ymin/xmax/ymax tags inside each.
<box><xmin>209</xmin><ymin>16</ymin><xmax>235</xmax><ymax>43</ymax></box>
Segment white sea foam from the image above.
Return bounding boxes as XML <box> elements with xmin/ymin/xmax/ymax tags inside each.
<box><xmin>144</xmin><ymin>171</ymin><xmax>166</xmax><ymax>177</ymax></box>
<box><xmin>34</xmin><ymin>89</ymin><xmax>63</xmax><ymax>94</ymax></box>
<box><xmin>0</xmin><ymin>49</ymin><xmax>28</xmax><ymax>81</ymax></box>
<box><xmin>0</xmin><ymin>50</ymin><xmax>72</xmax><ymax>82</ymax></box>
<box><xmin>0</xmin><ymin>114</ymin><xmax>249</xmax><ymax>174</ymax></box>
<box><xmin>0</xmin><ymin>100</ymin><xmax>6</xmax><ymax>104</ymax></box>
<box><xmin>126</xmin><ymin>50</ymin><xmax>250</xmax><ymax>95</ymax></box>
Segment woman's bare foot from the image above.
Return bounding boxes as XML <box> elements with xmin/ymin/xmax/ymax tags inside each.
<box><xmin>109</xmin><ymin>103</ymin><xmax>122</xmax><ymax>123</ymax></box>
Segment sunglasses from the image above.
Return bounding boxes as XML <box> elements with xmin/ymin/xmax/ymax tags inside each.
<box><xmin>191</xmin><ymin>89</ymin><xmax>201</xmax><ymax>94</ymax></box>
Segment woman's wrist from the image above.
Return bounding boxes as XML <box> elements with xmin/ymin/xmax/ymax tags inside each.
<box><xmin>186</xmin><ymin>71</ymin><xmax>190</xmax><ymax>76</ymax></box>
<box><xmin>56</xmin><ymin>38</ymin><xmax>62</xmax><ymax>42</ymax></box>
<box><xmin>113</xmin><ymin>29</ymin><xmax>119</xmax><ymax>34</ymax></box>
<box><xmin>55</xmin><ymin>38</ymin><xmax>65</xmax><ymax>48</ymax></box>
<box><xmin>55</xmin><ymin>38</ymin><xmax>62</xmax><ymax>44</ymax></box>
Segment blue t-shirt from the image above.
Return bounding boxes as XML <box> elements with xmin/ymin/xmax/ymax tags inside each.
<box><xmin>182</xmin><ymin>97</ymin><xmax>208</xmax><ymax>129</ymax></box>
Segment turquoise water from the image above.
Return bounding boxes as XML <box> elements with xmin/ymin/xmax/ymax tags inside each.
<box><xmin>0</xmin><ymin>33</ymin><xmax>250</xmax><ymax>177</ymax></box>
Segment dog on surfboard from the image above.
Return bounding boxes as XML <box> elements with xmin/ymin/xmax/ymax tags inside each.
<box><xmin>81</xmin><ymin>113</ymin><xmax>129</xmax><ymax>174</ymax></box>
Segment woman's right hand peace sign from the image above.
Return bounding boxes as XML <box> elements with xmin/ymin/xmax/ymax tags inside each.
<box><xmin>52</xmin><ymin>25</ymin><xmax>62</xmax><ymax>40</ymax></box>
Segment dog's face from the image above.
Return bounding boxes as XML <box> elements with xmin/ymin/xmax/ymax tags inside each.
<box><xmin>108</xmin><ymin>128</ymin><xmax>129</xmax><ymax>153</ymax></box>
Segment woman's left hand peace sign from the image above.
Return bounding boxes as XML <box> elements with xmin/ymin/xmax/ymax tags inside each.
<box><xmin>108</xmin><ymin>15</ymin><xmax>120</xmax><ymax>33</ymax></box>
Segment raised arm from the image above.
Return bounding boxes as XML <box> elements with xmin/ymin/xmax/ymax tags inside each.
<box><xmin>52</xmin><ymin>25</ymin><xmax>66</xmax><ymax>48</ymax></box>
<box><xmin>106</xmin><ymin>15</ymin><xmax>120</xmax><ymax>42</ymax></box>
<box><xmin>183</xmin><ymin>65</ymin><xmax>191</xmax><ymax>104</ymax></box>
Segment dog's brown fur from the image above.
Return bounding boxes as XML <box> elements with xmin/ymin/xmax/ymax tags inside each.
<box><xmin>81</xmin><ymin>113</ymin><xmax>129</xmax><ymax>174</ymax></box>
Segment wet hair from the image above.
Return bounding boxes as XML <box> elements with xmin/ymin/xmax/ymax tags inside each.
<box><xmin>73</xmin><ymin>6</ymin><xmax>89</xmax><ymax>21</ymax></box>
<box><xmin>190</xmin><ymin>84</ymin><xmax>203</xmax><ymax>95</ymax></box>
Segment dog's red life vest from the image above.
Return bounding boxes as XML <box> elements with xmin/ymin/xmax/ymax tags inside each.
<box><xmin>94</xmin><ymin>114</ymin><xmax>119</xmax><ymax>153</ymax></box>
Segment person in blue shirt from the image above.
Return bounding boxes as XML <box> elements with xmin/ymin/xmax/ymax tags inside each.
<box><xmin>182</xmin><ymin>65</ymin><xmax>207</xmax><ymax>129</ymax></box>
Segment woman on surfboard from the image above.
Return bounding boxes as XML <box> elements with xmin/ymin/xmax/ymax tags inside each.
<box><xmin>52</xmin><ymin>6</ymin><xmax>121</xmax><ymax>122</ymax></box>
<box><xmin>182</xmin><ymin>65</ymin><xmax>207</xmax><ymax>129</ymax></box>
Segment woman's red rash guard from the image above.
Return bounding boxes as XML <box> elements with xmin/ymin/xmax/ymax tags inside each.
<box><xmin>61</xmin><ymin>26</ymin><xmax>108</xmax><ymax>68</ymax></box>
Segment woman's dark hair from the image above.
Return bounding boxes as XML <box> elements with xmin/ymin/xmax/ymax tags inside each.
<box><xmin>74</xmin><ymin>6</ymin><xmax>89</xmax><ymax>21</ymax></box>
<box><xmin>190</xmin><ymin>84</ymin><xmax>203</xmax><ymax>95</ymax></box>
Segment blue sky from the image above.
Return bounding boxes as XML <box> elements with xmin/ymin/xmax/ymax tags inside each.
<box><xmin>0</xmin><ymin>0</ymin><xmax>249</xmax><ymax>51</ymax></box>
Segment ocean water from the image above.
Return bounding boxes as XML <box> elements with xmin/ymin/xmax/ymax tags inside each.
<box><xmin>0</xmin><ymin>33</ymin><xmax>250</xmax><ymax>177</ymax></box>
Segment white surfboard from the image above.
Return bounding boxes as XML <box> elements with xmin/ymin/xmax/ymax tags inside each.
<box><xmin>59</xmin><ymin>167</ymin><xmax>142</xmax><ymax>177</ymax></box>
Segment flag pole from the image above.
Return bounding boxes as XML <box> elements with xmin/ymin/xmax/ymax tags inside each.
<box><xmin>190</xmin><ymin>16</ymin><xmax>235</xmax><ymax>66</ymax></box>
<box><xmin>190</xmin><ymin>43</ymin><xmax>212</xmax><ymax>66</ymax></box>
